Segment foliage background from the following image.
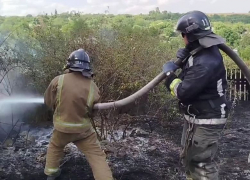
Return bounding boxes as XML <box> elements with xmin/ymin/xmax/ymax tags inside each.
<box><xmin>0</xmin><ymin>9</ymin><xmax>250</xmax><ymax>135</ymax></box>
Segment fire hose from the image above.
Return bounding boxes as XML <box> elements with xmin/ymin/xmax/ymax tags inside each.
<box><xmin>93</xmin><ymin>43</ymin><xmax>250</xmax><ymax>110</ymax></box>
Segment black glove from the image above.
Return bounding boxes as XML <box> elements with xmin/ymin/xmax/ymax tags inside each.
<box><xmin>164</xmin><ymin>72</ymin><xmax>177</xmax><ymax>91</ymax></box>
<box><xmin>176</xmin><ymin>48</ymin><xmax>190</xmax><ymax>60</ymax></box>
<box><xmin>163</xmin><ymin>61</ymin><xmax>179</xmax><ymax>74</ymax></box>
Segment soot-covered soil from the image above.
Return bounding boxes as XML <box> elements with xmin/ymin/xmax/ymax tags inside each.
<box><xmin>0</xmin><ymin>102</ymin><xmax>250</xmax><ymax>180</ymax></box>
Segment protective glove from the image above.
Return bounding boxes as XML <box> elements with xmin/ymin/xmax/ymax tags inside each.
<box><xmin>164</xmin><ymin>72</ymin><xmax>177</xmax><ymax>91</ymax></box>
<box><xmin>176</xmin><ymin>48</ymin><xmax>190</xmax><ymax>60</ymax></box>
<box><xmin>165</xmin><ymin>72</ymin><xmax>182</xmax><ymax>96</ymax></box>
<box><xmin>162</xmin><ymin>61</ymin><xmax>179</xmax><ymax>74</ymax></box>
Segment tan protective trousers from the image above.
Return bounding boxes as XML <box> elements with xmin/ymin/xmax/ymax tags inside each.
<box><xmin>44</xmin><ymin>129</ymin><xmax>113</xmax><ymax>180</ymax></box>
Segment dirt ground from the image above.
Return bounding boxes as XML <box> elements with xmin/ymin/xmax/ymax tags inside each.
<box><xmin>0</xmin><ymin>102</ymin><xmax>250</xmax><ymax>180</ymax></box>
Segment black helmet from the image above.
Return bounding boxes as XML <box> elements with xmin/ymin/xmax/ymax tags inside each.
<box><xmin>65</xmin><ymin>49</ymin><xmax>93</xmax><ymax>77</ymax></box>
<box><xmin>176</xmin><ymin>11</ymin><xmax>212</xmax><ymax>42</ymax></box>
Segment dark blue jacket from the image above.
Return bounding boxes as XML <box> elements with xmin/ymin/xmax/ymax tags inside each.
<box><xmin>177</xmin><ymin>45</ymin><xmax>229</xmax><ymax>119</ymax></box>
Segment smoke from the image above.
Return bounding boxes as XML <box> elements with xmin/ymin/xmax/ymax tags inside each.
<box><xmin>0</xmin><ymin>28</ymin><xmax>50</xmax><ymax>143</ymax></box>
<box><xmin>0</xmin><ymin>57</ymin><xmax>45</xmax><ymax>142</ymax></box>
<box><xmin>0</xmin><ymin>99</ymin><xmax>45</xmax><ymax>141</ymax></box>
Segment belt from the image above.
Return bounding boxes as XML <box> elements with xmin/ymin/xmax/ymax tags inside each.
<box><xmin>179</xmin><ymin>96</ymin><xmax>230</xmax><ymax>117</ymax></box>
<box><xmin>184</xmin><ymin>115</ymin><xmax>227</xmax><ymax>125</ymax></box>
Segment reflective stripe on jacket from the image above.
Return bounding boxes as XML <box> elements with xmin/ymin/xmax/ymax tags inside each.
<box><xmin>44</xmin><ymin>72</ymin><xmax>100</xmax><ymax>133</ymax></box>
<box><xmin>176</xmin><ymin>46</ymin><xmax>228</xmax><ymax>119</ymax></box>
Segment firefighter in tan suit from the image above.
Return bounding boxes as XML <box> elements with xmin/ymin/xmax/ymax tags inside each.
<box><xmin>44</xmin><ymin>49</ymin><xmax>114</xmax><ymax>180</ymax></box>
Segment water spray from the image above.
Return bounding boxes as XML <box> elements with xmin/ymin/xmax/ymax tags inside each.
<box><xmin>0</xmin><ymin>97</ymin><xmax>44</xmax><ymax>105</ymax></box>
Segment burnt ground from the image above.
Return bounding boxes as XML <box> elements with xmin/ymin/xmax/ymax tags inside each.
<box><xmin>0</xmin><ymin>102</ymin><xmax>250</xmax><ymax>180</ymax></box>
<box><xmin>219</xmin><ymin>101</ymin><xmax>250</xmax><ymax>180</ymax></box>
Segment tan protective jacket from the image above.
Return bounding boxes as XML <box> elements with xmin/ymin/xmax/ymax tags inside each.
<box><xmin>44</xmin><ymin>72</ymin><xmax>100</xmax><ymax>133</ymax></box>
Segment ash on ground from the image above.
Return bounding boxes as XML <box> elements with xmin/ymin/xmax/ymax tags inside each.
<box><xmin>0</xmin><ymin>102</ymin><xmax>250</xmax><ymax>180</ymax></box>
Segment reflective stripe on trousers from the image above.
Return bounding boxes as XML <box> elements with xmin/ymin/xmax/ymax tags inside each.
<box><xmin>45</xmin><ymin>167</ymin><xmax>59</xmax><ymax>173</ymax></box>
<box><xmin>184</xmin><ymin>115</ymin><xmax>227</xmax><ymax>125</ymax></box>
<box><xmin>44</xmin><ymin>130</ymin><xmax>114</xmax><ymax>180</ymax></box>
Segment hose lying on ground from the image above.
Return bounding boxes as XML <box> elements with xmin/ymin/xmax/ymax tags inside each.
<box><xmin>93</xmin><ymin>44</ymin><xmax>250</xmax><ymax>110</ymax></box>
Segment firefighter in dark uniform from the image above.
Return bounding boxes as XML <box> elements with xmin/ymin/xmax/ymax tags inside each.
<box><xmin>163</xmin><ymin>11</ymin><xmax>229</xmax><ymax>180</ymax></box>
